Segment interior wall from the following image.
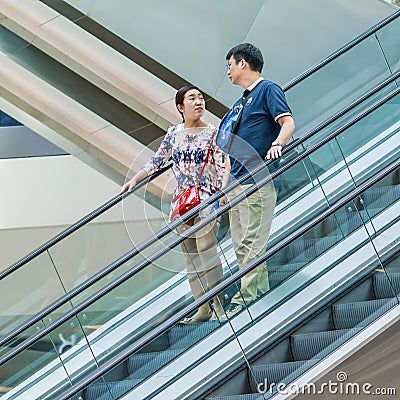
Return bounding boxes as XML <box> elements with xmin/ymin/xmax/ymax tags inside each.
<box><xmin>0</xmin><ymin>154</ymin><xmax>162</xmax><ymax>268</ymax></box>
<box><xmin>64</xmin><ymin>0</ymin><xmax>395</xmax><ymax>104</ymax></box>
<box><xmin>0</xmin><ymin>125</ymin><xmax>67</xmax><ymax>158</ymax></box>
<box><xmin>294</xmin><ymin>315</ymin><xmax>400</xmax><ymax>399</ymax></box>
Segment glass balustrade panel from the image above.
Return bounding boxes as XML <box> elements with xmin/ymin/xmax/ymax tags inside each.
<box><xmin>286</xmin><ymin>35</ymin><xmax>392</xmax><ymax>139</ymax></box>
<box><xmin>0</xmin><ymin>251</ymin><xmax>65</xmax><ymax>336</ymax></box>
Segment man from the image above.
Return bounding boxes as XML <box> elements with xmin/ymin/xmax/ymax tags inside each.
<box><xmin>219</xmin><ymin>43</ymin><xmax>295</xmax><ymax>320</ymax></box>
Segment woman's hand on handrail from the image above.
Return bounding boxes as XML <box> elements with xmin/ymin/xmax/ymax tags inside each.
<box><xmin>118</xmin><ymin>169</ymin><xmax>149</xmax><ymax>194</ymax></box>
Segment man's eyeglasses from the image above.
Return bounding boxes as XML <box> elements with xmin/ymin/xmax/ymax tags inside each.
<box><xmin>226</xmin><ymin>58</ymin><xmax>243</xmax><ymax>70</ymax></box>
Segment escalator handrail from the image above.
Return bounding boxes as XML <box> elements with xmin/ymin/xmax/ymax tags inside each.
<box><xmin>1</xmin><ymin>5</ymin><xmax>398</xmax><ymax>279</ymax></box>
<box><xmin>0</xmin><ymin>65</ymin><xmax>400</xmax><ymax>346</ymax></box>
<box><xmin>0</xmin><ymin>162</ymin><xmax>173</xmax><ymax>280</ymax></box>
<box><xmin>0</xmin><ymin>69</ymin><xmax>399</xmax><ymax>352</ymax></box>
<box><xmin>1</xmin><ymin>54</ymin><xmax>399</xmax><ymax>284</ymax></box>
<box><xmin>283</xmin><ymin>9</ymin><xmax>400</xmax><ymax>91</ymax></box>
<box><xmin>1</xmin><ymin>84</ymin><xmax>399</xmax><ymax>368</ymax></box>
<box><xmin>54</xmin><ymin>158</ymin><xmax>400</xmax><ymax>400</ymax></box>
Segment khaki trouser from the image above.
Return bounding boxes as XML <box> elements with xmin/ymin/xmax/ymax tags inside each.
<box><xmin>227</xmin><ymin>181</ymin><xmax>276</xmax><ymax>306</ymax></box>
<box><xmin>177</xmin><ymin>216</ymin><xmax>223</xmax><ymax>301</ymax></box>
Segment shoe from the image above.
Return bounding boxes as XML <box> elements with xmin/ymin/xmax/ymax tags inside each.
<box><xmin>218</xmin><ymin>303</ymin><xmax>243</xmax><ymax>322</ymax></box>
<box><xmin>210</xmin><ymin>296</ymin><xmax>225</xmax><ymax>321</ymax></box>
<box><xmin>211</xmin><ymin>304</ymin><xmax>225</xmax><ymax>321</ymax></box>
<box><xmin>179</xmin><ymin>308</ymin><xmax>211</xmax><ymax>324</ymax></box>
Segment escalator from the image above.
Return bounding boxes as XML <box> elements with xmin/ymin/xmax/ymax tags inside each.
<box><xmin>0</xmin><ymin>62</ymin><xmax>398</xmax><ymax>341</ymax></box>
<box><xmin>1</xmin><ymin>59</ymin><xmax>399</xmax><ymax>353</ymax></box>
<box><xmin>27</xmin><ymin>141</ymin><xmax>400</xmax><ymax>400</ymax></box>
<box><xmin>69</xmin><ymin>144</ymin><xmax>400</xmax><ymax>400</ymax></box>
<box><xmin>0</xmin><ymin>12</ymin><xmax>399</xmax><ymax>399</ymax></box>
<box><xmin>204</xmin><ymin>175</ymin><xmax>400</xmax><ymax>400</ymax></box>
<box><xmin>0</xmin><ymin>10</ymin><xmax>398</xmax><ymax>309</ymax></box>
<box><xmin>0</xmin><ymin>79</ymin><xmax>399</xmax><ymax>399</ymax></box>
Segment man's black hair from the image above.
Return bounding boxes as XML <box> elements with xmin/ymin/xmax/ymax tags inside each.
<box><xmin>226</xmin><ymin>43</ymin><xmax>264</xmax><ymax>73</ymax></box>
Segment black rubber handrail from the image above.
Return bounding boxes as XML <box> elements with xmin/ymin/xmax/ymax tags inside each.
<box><xmin>1</xmin><ymin>85</ymin><xmax>399</xmax><ymax>368</ymax></box>
<box><xmin>283</xmin><ymin>10</ymin><xmax>400</xmax><ymax>91</ymax></box>
<box><xmin>0</xmin><ymin>69</ymin><xmax>399</xmax><ymax>352</ymax></box>
<box><xmin>1</xmin><ymin>9</ymin><xmax>398</xmax><ymax>281</ymax></box>
<box><xmin>54</xmin><ymin>157</ymin><xmax>400</xmax><ymax>400</ymax></box>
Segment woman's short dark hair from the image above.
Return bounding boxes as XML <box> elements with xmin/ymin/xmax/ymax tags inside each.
<box><xmin>226</xmin><ymin>43</ymin><xmax>264</xmax><ymax>73</ymax></box>
<box><xmin>175</xmin><ymin>85</ymin><xmax>202</xmax><ymax>121</ymax></box>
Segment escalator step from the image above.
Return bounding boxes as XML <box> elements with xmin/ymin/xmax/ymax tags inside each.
<box><xmin>269</xmin><ymin>262</ymin><xmax>304</xmax><ymax>274</ymax></box>
<box><xmin>291</xmin><ymin>236</ymin><xmax>342</xmax><ymax>263</ymax></box>
<box><xmin>84</xmin><ymin>379</ymin><xmax>142</xmax><ymax>400</ymax></box>
<box><xmin>102</xmin><ymin>362</ymin><xmax>129</xmax><ymax>383</ymax></box>
<box><xmin>291</xmin><ymin>328</ymin><xmax>360</xmax><ymax>361</ymax></box>
<box><xmin>269</xmin><ymin>263</ymin><xmax>307</xmax><ymax>288</ymax></box>
<box><xmin>333</xmin><ymin>212</ymin><xmax>364</xmax><ymax>236</ymax></box>
<box><xmin>373</xmin><ymin>272</ymin><xmax>400</xmax><ymax>299</ymax></box>
<box><xmin>248</xmin><ymin>360</ymin><xmax>316</xmax><ymax>393</ymax></box>
<box><xmin>168</xmin><ymin>320</ymin><xmax>220</xmax><ymax>350</ymax></box>
<box><xmin>127</xmin><ymin>348</ymin><xmax>184</xmax><ymax>379</ymax></box>
<box><xmin>269</xmin><ymin>235</ymin><xmax>341</xmax><ymax>266</ymax></box>
<box><xmin>332</xmin><ymin>298</ymin><xmax>397</xmax><ymax>329</ymax></box>
<box><xmin>362</xmin><ymin>185</ymin><xmax>400</xmax><ymax>212</ymax></box>
<box><xmin>268</xmin><ymin>235</ymin><xmax>340</xmax><ymax>286</ymax></box>
<box><xmin>136</xmin><ymin>332</ymin><xmax>170</xmax><ymax>353</ymax></box>
<box><xmin>268</xmin><ymin>242</ymin><xmax>310</xmax><ymax>265</ymax></box>
<box><xmin>313</xmin><ymin>212</ymin><xmax>358</xmax><ymax>237</ymax></box>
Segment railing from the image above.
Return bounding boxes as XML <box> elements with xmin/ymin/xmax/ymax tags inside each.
<box><xmin>0</xmin><ymin>71</ymin><xmax>399</xmax><ymax>355</ymax></box>
<box><xmin>1</xmin><ymin>84</ymin><xmax>399</xmax><ymax>368</ymax></box>
<box><xmin>2</xmin><ymin>8</ymin><xmax>399</xmax><ymax>282</ymax></box>
<box><xmin>283</xmin><ymin>10</ymin><xmax>400</xmax><ymax>91</ymax></box>
<box><xmin>0</xmin><ymin>10</ymin><xmax>399</xmax><ymax>399</ymax></box>
<box><xmin>54</xmin><ymin>157</ymin><xmax>400</xmax><ymax>400</ymax></box>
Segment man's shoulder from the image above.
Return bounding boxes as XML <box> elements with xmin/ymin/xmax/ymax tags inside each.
<box><xmin>254</xmin><ymin>80</ymin><xmax>286</xmax><ymax>101</ymax></box>
<box><xmin>258</xmin><ymin>79</ymin><xmax>282</xmax><ymax>91</ymax></box>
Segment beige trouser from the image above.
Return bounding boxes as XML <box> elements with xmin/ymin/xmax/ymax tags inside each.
<box><xmin>177</xmin><ymin>217</ymin><xmax>223</xmax><ymax>303</ymax></box>
<box><xmin>227</xmin><ymin>181</ymin><xmax>276</xmax><ymax>306</ymax></box>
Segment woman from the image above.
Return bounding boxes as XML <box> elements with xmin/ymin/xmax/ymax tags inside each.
<box><xmin>119</xmin><ymin>85</ymin><xmax>229</xmax><ymax>323</ymax></box>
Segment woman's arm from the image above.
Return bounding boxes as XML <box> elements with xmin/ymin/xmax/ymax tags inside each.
<box><xmin>119</xmin><ymin>127</ymin><xmax>174</xmax><ymax>194</ymax></box>
<box><xmin>119</xmin><ymin>168</ymin><xmax>149</xmax><ymax>194</ymax></box>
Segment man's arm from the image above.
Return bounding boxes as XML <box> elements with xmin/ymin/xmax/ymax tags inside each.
<box><xmin>266</xmin><ymin>115</ymin><xmax>295</xmax><ymax>160</ymax></box>
<box><xmin>219</xmin><ymin>156</ymin><xmax>231</xmax><ymax>206</ymax></box>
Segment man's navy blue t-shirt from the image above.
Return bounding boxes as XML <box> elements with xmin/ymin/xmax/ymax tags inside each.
<box><xmin>228</xmin><ymin>79</ymin><xmax>292</xmax><ymax>184</ymax></box>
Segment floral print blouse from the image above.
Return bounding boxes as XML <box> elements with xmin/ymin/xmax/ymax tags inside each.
<box><xmin>142</xmin><ymin>123</ymin><xmax>226</xmax><ymax>221</ymax></box>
